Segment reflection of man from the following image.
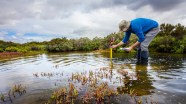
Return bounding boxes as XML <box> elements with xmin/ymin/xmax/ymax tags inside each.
<box><xmin>111</xmin><ymin>18</ymin><xmax>160</xmax><ymax>63</ymax></box>
<box><xmin>117</xmin><ymin>63</ymin><xmax>154</xmax><ymax>96</ymax></box>
<box><xmin>133</xmin><ymin>64</ymin><xmax>154</xmax><ymax>95</ymax></box>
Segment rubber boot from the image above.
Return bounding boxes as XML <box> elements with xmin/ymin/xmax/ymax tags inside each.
<box><xmin>137</xmin><ymin>49</ymin><xmax>141</xmax><ymax>63</ymax></box>
<box><xmin>140</xmin><ymin>51</ymin><xmax>149</xmax><ymax>64</ymax></box>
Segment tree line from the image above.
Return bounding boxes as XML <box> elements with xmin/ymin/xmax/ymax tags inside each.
<box><xmin>0</xmin><ymin>23</ymin><xmax>186</xmax><ymax>53</ymax></box>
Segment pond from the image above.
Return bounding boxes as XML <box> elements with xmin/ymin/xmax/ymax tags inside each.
<box><xmin>0</xmin><ymin>52</ymin><xmax>186</xmax><ymax>104</ymax></box>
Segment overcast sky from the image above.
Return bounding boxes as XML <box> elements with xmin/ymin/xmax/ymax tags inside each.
<box><xmin>0</xmin><ymin>0</ymin><xmax>186</xmax><ymax>43</ymax></box>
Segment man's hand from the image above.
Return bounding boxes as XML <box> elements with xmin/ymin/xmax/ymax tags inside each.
<box><xmin>111</xmin><ymin>41</ymin><xmax>124</xmax><ymax>49</ymax></box>
<box><xmin>111</xmin><ymin>45</ymin><xmax>118</xmax><ymax>49</ymax></box>
<box><xmin>120</xmin><ymin>47</ymin><xmax>132</xmax><ymax>52</ymax></box>
<box><xmin>123</xmin><ymin>41</ymin><xmax>140</xmax><ymax>52</ymax></box>
<box><xmin>124</xmin><ymin>47</ymin><xmax>133</xmax><ymax>52</ymax></box>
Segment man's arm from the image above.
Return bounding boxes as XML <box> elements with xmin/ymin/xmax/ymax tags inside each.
<box><xmin>124</xmin><ymin>25</ymin><xmax>144</xmax><ymax>52</ymax></box>
<box><xmin>126</xmin><ymin>32</ymin><xmax>145</xmax><ymax>52</ymax></box>
<box><xmin>111</xmin><ymin>41</ymin><xmax>125</xmax><ymax>48</ymax></box>
<box><xmin>126</xmin><ymin>41</ymin><xmax>140</xmax><ymax>51</ymax></box>
<box><xmin>111</xmin><ymin>31</ymin><xmax>131</xmax><ymax>49</ymax></box>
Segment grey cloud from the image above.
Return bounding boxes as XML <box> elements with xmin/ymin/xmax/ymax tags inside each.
<box><xmin>125</xmin><ymin>0</ymin><xmax>185</xmax><ymax>11</ymax></box>
<box><xmin>180</xmin><ymin>15</ymin><xmax>186</xmax><ymax>20</ymax></box>
<box><xmin>0</xmin><ymin>0</ymin><xmax>87</xmax><ymax>24</ymax></box>
<box><xmin>72</xmin><ymin>27</ymin><xmax>90</xmax><ymax>36</ymax></box>
<box><xmin>0</xmin><ymin>0</ymin><xmax>186</xmax><ymax>43</ymax></box>
<box><xmin>0</xmin><ymin>0</ymin><xmax>37</xmax><ymax>25</ymax></box>
<box><xmin>148</xmin><ymin>0</ymin><xmax>184</xmax><ymax>11</ymax></box>
<box><xmin>80</xmin><ymin>0</ymin><xmax>185</xmax><ymax>12</ymax></box>
<box><xmin>0</xmin><ymin>0</ymin><xmax>185</xmax><ymax>24</ymax></box>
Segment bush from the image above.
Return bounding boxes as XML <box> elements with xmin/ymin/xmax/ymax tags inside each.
<box><xmin>150</xmin><ymin>35</ymin><xmax>176</xmax><ymax>52</ymax></box>
<box><xmin>0</xmin><ymin>48</ymin><xmax>4</xmax><ymax>52</ymax></box>
<box><xmin>5</xmin><ymin>46</ymin><xmax>19</xmax><ymax>52</ymax></box>
<box><xmin>30</xmin><ymin>46</ymin><xmax>41</xmax><ymax>51</ymax></box>
<box><xmin>18</xmin><ymin>48</ymin><xmax>28</xmax><ymax>53</ymax></box>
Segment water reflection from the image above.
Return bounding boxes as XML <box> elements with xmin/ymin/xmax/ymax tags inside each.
<box><xmin>117</xmin><ymin>63</ymin><xmax>154</xmax><ymax>96</ymax></box>
<box><xmin>149</xmin><ymin>53</ymin><xmax>186</xmax><ymax>80</ymax></box>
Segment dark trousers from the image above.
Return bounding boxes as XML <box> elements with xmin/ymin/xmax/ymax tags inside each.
<box><xmin>136</xmin><ymin>49</ymin><xmax>149</xmax><ymax>64</ymax></box>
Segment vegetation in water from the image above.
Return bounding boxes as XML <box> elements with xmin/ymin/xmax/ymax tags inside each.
<box><xmin>0</xmin><ymin>84</ymin><xmax>26</xmax><ymax>103</ymax></box>
<box><xmin>32</xmin><ymin>66</ymin><xmax>157</xmax><ymax>104</ymax></box>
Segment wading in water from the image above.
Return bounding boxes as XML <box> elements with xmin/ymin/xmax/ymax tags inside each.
<box><xmin>111</xmin><ymin>18</ymin><xmax>160</xmax><ymax>64</ymax></box>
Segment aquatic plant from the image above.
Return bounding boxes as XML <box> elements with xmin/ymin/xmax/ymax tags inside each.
<box><xmin>46</xmin><ymin>83</ymin><xmax>79</xmax><ymax>104</ymax></box>
<box><xmin>38</xmin><ymin>66</ymin><xmax>158</xmax><ymax>104</ymax></box>
<box><xmin>8</xmin><ymin>90</ymin><xmax>12</xmax><ymax>103</ymax></box>
<box><xmin>0</xmin><ymin>93</ymin><xmax>5</xmax><ymax>102</ymax></box>
<box><xmin>33</xmin><ymin>73</ymin><xmax>39</xmax><ymax>77</ymax></box>
<box><xmin>12</xmin><ymin>84</ymin><xmax>26</xmax><ymax>96</ymax></box>
<box><xmin>82</xmin><ymin>92</ymin><xmax>92</xmax><ymax>104</ymax></box>
<box><xmin>33</xmin><ymin>72</ymin><xmax>64</xmax><ymax>78</ymax></box>
<box><xmin>0</xmin><ymin>84</ymin><xmax>26</xmax><ymax>103</ymax></box>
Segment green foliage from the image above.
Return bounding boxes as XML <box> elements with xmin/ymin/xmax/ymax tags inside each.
<box><xmin>150</xmin><ymin>35</ymin><xmax>176</xmax><ymax>52</ymax></box>
<box><xmin>0</xmin><ymin>40</ymin><xmax>19</xmax><ymax>51</ymax></box>
<box><xmin>91</xmin><ymin>37</ymin><xmax>102</xmax><ymax>50</ymax></box>
<box><xmin>30</xmin><ymin>46</ymin><xmax>41</xmax><ymax>51</ymax></box>
<box><xmin>17</xmin><ymin>47</ymin><xmax>29</xmax><ymax>53</ymax></box>
<box><xmin>46</xmin><ymin>37</ymin><xmax>73</xmax><ymax>52</ymax></box>
<box><xmin>100</xmin><ymin>33</ymin><xmax>124</xmax><ymax>50</ymax></box>
<box><xmin>149</xmin><ymin>23</ymin><xmax>186</xmax><ymax>53</ymax></box>
<box><xmin>174</xmin><ymin>36</ymin><xmax>186</xmax><ymax>53</ymax></box>
<box><xmin>5</xmin><ymin>46</ymin><xmax>19</xmax><ymax>52</ymax></box>
<box><xmin>0</xmin><ymin>48</ymin><xmax>4</xmax><ymax>52</ymax></box>
<box><xmin>75</xmin><ymin>37</ymin><xmax>92</xmax><ymax>51</ymax></box>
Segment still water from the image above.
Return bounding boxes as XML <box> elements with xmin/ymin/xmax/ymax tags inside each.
<box><xmin>0</xmin><ymin>52</ymin><xmax>186</xmax><ymax>104</ymax></box>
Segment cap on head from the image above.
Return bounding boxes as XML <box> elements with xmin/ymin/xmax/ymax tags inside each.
<box><xmin>118</xmin><ymin>20</ymin><xmax>130</xmax><ymax>33</ymax></box>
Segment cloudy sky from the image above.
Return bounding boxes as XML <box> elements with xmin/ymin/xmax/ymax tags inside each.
<box><xmin>0</xmin><ymin>0</ymin><xmax>186</xmax><ymax>43</ymax></box>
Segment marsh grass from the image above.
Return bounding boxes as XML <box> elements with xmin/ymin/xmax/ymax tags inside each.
<box><xmin>0</xmin><ymin>84</ymin><xmax>26</xmax><ymax>103</ymax></box>
<box><xmin>37</xmin><ymin>66</ymin><xmax>158</xmax><ymax>104</ymax></box>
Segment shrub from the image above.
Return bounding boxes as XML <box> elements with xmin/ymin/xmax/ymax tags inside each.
<box><xmin>150</xmin><ymin>35</ymin><xmax>176</xmax><ymax>52</ymax></box>
<box><xmin>0</xmin><ymin>48</ymin><xmax>4</xmax><ymax>52</ymax></box>
<box><xmin>18</xmin><ymin>48</ymin><xmax>28</xmax><ymax>53</ymax></box>
<box><xmin>30</xmin><ymin>46</ymin><xmax>41</xmax><ymax>51</ymax></box>
<box><xmin>5</xmin><ymin>46</ymin><xmax>19</xmax><ymax>52</ymax></box>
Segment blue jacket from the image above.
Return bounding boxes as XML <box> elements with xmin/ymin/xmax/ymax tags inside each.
<box><xmin>122</xmin><ymin>18</ymin><xmax>158</xmax><ymax>43</ymax></box>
